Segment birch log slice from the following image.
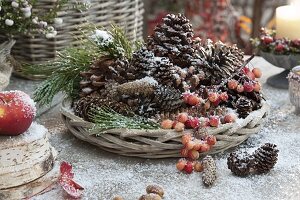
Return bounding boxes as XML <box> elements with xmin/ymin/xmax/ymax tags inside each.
<box><xmin>0</xmin><ymin>123</ymin><xmax>57</xmax><ymax>189</ymax></box>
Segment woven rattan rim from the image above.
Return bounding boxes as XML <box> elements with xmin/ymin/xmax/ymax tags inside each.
<box><xmin>61</xmin><ymin>99</ymin><xmax>270</xmax><ymax>158</ymax></box>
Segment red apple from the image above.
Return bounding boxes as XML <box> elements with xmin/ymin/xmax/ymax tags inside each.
<box><xmin>0</xmin><ymin>91</ymin><xmax>36</xmax><ymax>136</ymax></box>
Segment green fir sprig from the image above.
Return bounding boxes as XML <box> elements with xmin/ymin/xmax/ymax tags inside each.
<box><xmin>33</xmin><ymin>41</ymin><xmax>99</xmax><ymax>105</ymax></box>
<box><xmin>89</xmin><ymin>107</ymin><xmax>159</xmax><ymax>132</ymax></box>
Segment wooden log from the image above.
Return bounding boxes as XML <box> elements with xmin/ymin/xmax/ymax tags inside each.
<box><xmin>0</xmin><ymin>162</ymin><xmax>59</xmax><ymax>200</ymax></box>
<box><xmin>0</xmin><ymin>123</ymin><xmax>56</xmax><ymax>189</ymax></box>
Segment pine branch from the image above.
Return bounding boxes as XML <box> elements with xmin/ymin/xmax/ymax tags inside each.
<box><xmin>33</xmin><ymin>42</ymin><xmax>99</xmax><ymax>105</ymax></box>
<box><xmin>89</xmin><ymin>107</ymin><xmax>159</xmax><ymax>132</ymax></box>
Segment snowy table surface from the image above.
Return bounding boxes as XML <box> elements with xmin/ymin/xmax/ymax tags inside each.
<box><xmin>8</xmin><ymin>56</ymin><xmax>300</xmax><ymax>200</ymax></box>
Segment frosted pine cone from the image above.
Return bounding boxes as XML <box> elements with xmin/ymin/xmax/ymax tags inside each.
<box><xmin>147</xmin><ymin>13</ymin><xmax>197</xmax><ymax>68</ymax></box>
<box><xmin>202</xmin><ymin>155</ymin><xmax>217</xmax><ymax>187</ymax></box>
<box><xmin>253</xmin><ymin>143</ymin><xmax>279</xmax><ymax>174</ymax></box>
<box><xmin>227</xmin><ymin>152</ymin><xmax>254</xmax><ymax>177</ymax></box>
<box><xmin>235</xmin><ymin>96</ymin><xmax>253</xmax><ymax>118</ymax></box>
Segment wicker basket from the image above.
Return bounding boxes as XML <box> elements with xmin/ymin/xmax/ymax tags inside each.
<box><xmin>61</xmin><ymin>99</ymin><xmax>270</xmax><ymax>159</ymax></box>
<box><xmin>3</xmin><ymin>0</ymin><xmax>144</xmax><ymax>80</ymax></box>
<box><xmin>289</xmin><ymin>66</ymin><xmax>300</xmax><ymax>113</ymax></box>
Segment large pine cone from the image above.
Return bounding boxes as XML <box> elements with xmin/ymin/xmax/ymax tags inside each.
<box><xmin>253</xmin><ymin>143</ymin><xmax>279</xmax><ymax>174</ymax></box>
<box><xmin>197</xmin><ymin>40</ymin><xmax>244</xmax><ymax>85</ymax></box>
<box><xmin>147</xmin><ymin>13</ymin><xmax>196</xmax><ymax>68</ymax></box>
<box><xmin>74</xmin><ymin>96</ymin><xmax>133</xmax><ymax>121</ymax></box>
<box><xmin>202</xmin><ymin>155</ymin><xmax>217</xmax><ymax>187</ymax></box>
<box><xmin>227</xmin><ymin>152</ymin><xmax>253</xmax><ymax>177</ymax></box>
<box><xmin>235</xmin><ymin>96</ymin><xmax>253</xmax><ymax>118</ymax></box>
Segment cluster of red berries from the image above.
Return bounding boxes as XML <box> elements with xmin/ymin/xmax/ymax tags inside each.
<box><xmin>176</xmin><ymin>159</ymin><xmax>204</xmax><ymax>174</ymax></box>
<box><xmin>253</xmin><ymin>28</ymin><xmax>300</xmax><ymax>54</ymax></box>
<box><xmin>227</xmin><ymin>67</ymin><xmax>262</xmax><ymax>93</ymax></box>
<box><xmin>176</xmin><ymin>133</ymin><xmax>216</xmax><ymax>174</ymax></box>
<box><xmin>183</xmin><ymin>90</ymin><xmax>229</xmax><ymax>108</ymax></box>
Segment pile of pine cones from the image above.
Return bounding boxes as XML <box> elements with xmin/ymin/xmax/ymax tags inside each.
<box><xmin>74</xmin><ymin>13</ymin><xmax>263</xmax><ymax>122</ymax></box>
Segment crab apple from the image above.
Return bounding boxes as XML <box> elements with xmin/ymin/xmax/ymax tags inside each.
<box><xmin>180</xmin><ymin>148</ymin><xmax>189</xmax><ymax>157</ymax></box>
<box><xmin>254</xmin><ymin>82</ymin><xmax>261</xmax><ymax>92</ymax></box>
<box><xmin>185</xmin><ymin>117</ymin><xmax>199</xmax><ymax>129</ymax></box>
<box><xmin>188</xmin><ymin>150</ymin><xmax>200</xmax><ymax>160</ymax></box>
<box><xmin>176</xmin><ymin>159</ymin><xmax>187</xmax><ymax>171</ymax></box>
<box><xmin>208</xmin><ymin>92</ymin><xmax>219</xmax><ymax>103</ymax></box>
<box><xmin>224</xmin><ymin>113</ymin><xmax>237</xmax><ymax>123</ymax></box>
<box><xmin>183</xmin><ymin>93</ymin><xmax>192</xmax><ymax>103</ymax></box>
<box><xmin>236</xmin><ymin>84</ymin><xmax>244</xmax><ymax>93</ymax></box>
<box><xmin>181</xmin><ymin>133</ymin><xmax>192</xmax><ymax>145</ymax></box>
<box><xmin>246</xmin><ymin>71</ymin><xmax>255</xmax><ymax>80</ymax></box>
<box><xmin>209</xmin><ymin>116</ymin><xmax>220</xmax><ymax>127</ymax></box>
<box><xmin>204</xmin><ymin>100</ymin><xmax>211</xmax><ymax>110</ymax></box>
<box><xmin>187</xmin><ymin>95</ymin><xmax>201</xmax><ymax>106</ymax></box>
<box><xmin>275</xmin><ymin>44</ymin><xmax>284</xmax><ymax>52</ymax></box>
<box><xmin>252</xmin><ymin>68</ymin><xmax>262</xmax><ymax>78</ymax></box>
<box><xmin>184</xmin><ymin>161</ymin><xmax>194</xmax><ymax>174</ymax></box>
<box><xmin>177</xmin><ymin>113</ymin><xmax>189</xmax><ymax>123</ymax></box>
<box><xmin>228</xmin><ymin>79</ymin><xmax>238</xmax><ymax>90</ymax></box>
<box><xmin>0</xmin><ymin>90</ymin><xmax>36</xmax><ymax>136</ymax></box>
<box><xmin>242</xmin><ymin>67</ymin><xmax>250</xmax><ymax>75</ymax></box>
<box><xmin>174</xmin><ymin>122</ymin><xmax>185</xmax><ymax>132</ymax></box>
<box><xmin>194</xmin><ymin>161</ymin><xmax>204</xmax><ymax>172</ymax></box>
<box><xmin>199</xmin><ymin>143</ymin><xmax>211</xmax><ymax>152</ymax></box>
<box><xmin>186</xmin><ymin>140</ymin><xmax>196</xmax><ymax>150</ymax></box>
<box><xmin>161</xmin><ymin>119</ymin><xmax>173</xmax><ymax>129</ymax></box>
<box><xmin>212</xmin><ymin>98</ymin><xmax>221</xmax><ymax>107</ymax></box>
<box><xmin>206</xmin><ymin>135</ymin><xmax>217</xmax><ymax>146</ymax></box>
<box><xmin>262</xmin><ymin>36</ymin><xmax>273</xmax><ymax>44</ymax></box>
<box><xmin>243</xmin><ymin>82</ymin><xmax>254</xmax><ymax>92</ymax></box>
<box><xmin>220</xmin><ymin>92</ymin><xmax>228</xmax><ymax>102</ymax></box>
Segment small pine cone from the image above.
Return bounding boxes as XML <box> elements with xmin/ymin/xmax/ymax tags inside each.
<box><xmin>227</xmin><ymin>152</ymin><xmax>254</xmax><ymax>177</ymax></box>
<box><xmin>131</xmin><ymin>47</ymin><xmax>157</xmax><ymax>78</ymax></box>
<box><xmin>252</xmin><ymin>143</ymin><xmax>279</xmax><ymax>174</ymax></box>
<box><xmin>115</xmin><ymin>77</ymin><xmax>157</xmax><ymax>97</ymax></box>
<box><xmin>147</xmin><ymin>13</ymin><xmax>197</xmax><ymax>68</ymax></box>
<box><xmin>73</xmin><ymin>96</ymin><xmax>133</xmax><ymax>121</ymax></box>
<box><xmin>109</xmin><ymin>58</ymin><xmax>136</xmax><ymax>84</ymax></box>
<box><xmin>139</xmin><ymin>193</ymin><xmax>162</xmax><ymax>200</ymax></box>
<box><xmin>235</xmin><ymin>96</ymin><xmax>253</xmax><ymax>118</ymax></box>
<box><xmin>202</xmin><ymin>155</ymin><xmax>217</xmax><ymax>187</ymax></box>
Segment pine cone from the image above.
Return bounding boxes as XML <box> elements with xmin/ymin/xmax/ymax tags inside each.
<box><xmin>235</xmin><ymin>96</ymin><xmax>253</xmax><ymax>118</ymax></box>
<box><xmin>73</xmin><ymin>96</ymin><xmax>133</xmax><ymax>121</ymax></box>
<box><xmin>227</xmin><ymin>152</ymin><xmax>254</xmax><ymax>177</ymax></box>
<box><xmin>252</xmin><ymin>143</ymin><xmax>279</xmax><ymax>174</ymax></box>
<box><xmin>147</xmin><ymin>13</ymin><xmax>196</xmax><ymax>68</ymax></box>
<box><xmin>197</xmin><ymin>40</ymin><xmax>244</xmax><ymax>85</ymax></box>
<box><xmin>202</xmin><ymin>155</ymin><xmax>217</xmax><ymax>187</ymax></box>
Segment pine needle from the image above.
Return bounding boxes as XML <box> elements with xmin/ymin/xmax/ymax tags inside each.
<box><xmin>89</xmin><ymin>107</ymin><xmax>159</xmax><ymax>133</ymax></box>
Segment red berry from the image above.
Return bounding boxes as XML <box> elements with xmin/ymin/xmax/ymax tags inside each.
<box><xmin>161</xmin><ymin>119</ymin><xmax>173</xmax><ymax>129</ymax></box>
<box><xmin>252</xmin><ymin>68</ymin><xmax>262</xmax><ymax>78</ymax></box>
<box><xmin>175</xmin><ymin>122</ymin><xmax>185</xmax><ymax>132</ymax></box>
<box><xmin>209</xmin><ymin>116</ymin><xmax>219</xmax><ymax>127</ymax></box>
<box><xmin>254</xmin><ymin>82</ymin><xmax>261</xmax><ymax>92</ymax></box>
<box><xmin>262</xmin><ymin>36</ymin><xmax>273</xmax><ymax>44</ymax></box>
<box><xmin>184</xmin><ymin>161</ymin><xmax>194</xmax><ymax>174</ymax></box>
<box><xmin>243</xmin><ymin>82</ymin><xmax>254</xmax><ymax>92</ymax></box>
<box><xmin>275</xmin><ymin>44</ymin><xmax>284</xmax><ymax>52</ymax></box>
<box><xmin>242</xmin><ymin>67</ymin><xmax>250</xmax><ymax>75</ymax></box>
<box><xmin>176</xmin><ymin>159</ymin><xmax>187</xmax><ymax>171</ymax></box>
<box><xmin>194</xmin><ymin>161</ymin><xmax>204</xmax><ymax>172</ymax></box>
<box><xmin>187</xmin><ymin>95</ymin><xmax>201</xmax><ymax>106</ymax></box>
<box><xmin>212</xmin><ymin>98</ymin><xmax>221</xmax><ymax>107</ymax></box>
<box><xmin>181</xmin><ymin>133</ymin><xmax>192</xmax><ymax>145</ymax></box>
<box><xmin>186</xmin><ymin>141</ymin><xmax>195</xmax><ymax>150</ymax></box>
<box><xmin>246</xmin><ymin>71</ymin><xmax>255</xmax><ymax>80</ymax></box>
<box><xmin>180</xmin><ymin>148</ymin><xmax>189</xmax><ymax>157</ymax></box>
<box><xmin>224</xmin><ymin>113</ymin><xmax>237</xmax><ymax>123</ymax></box>
<box><xmin>193</xmin><ymin>140</ymin><xmax>202</xmax><ymax>151</ymax></box>
<box><xmin>188</xmin><ymin>150</ymin><xmax>200</xmax><ymax>160</ymax></box>
<box><xmin>206</xmin><ymin>135</ymin><xmax>217</xmax><ymax>146</ymax></box>
<box><xmin>177</xmin><ymin>113</ymin><xmax>189</xmax><ymax>123</ymax></box>
<box><xmin>228</xmin><ymin>79</ymin><xmax>238</xmax><ymax>90</ymax></box>
<box><xmin>199</xmin><ymin>143</ymin><xmax>211</xmax><ymax>152</ymax></box>
<box><xmin>220</xmin><ymin>92</ymin><xmax>228</xmax><ymax>101</ymax></box>
<box><xmin>236</xmin><ymin>84</ymin><xmax>244</xmax><ymax>93</ymax></box>
<box><xmin>204</xmin><ymin>100</ymin><xmax>211</xmax><ymax>110</ymax></box>
<box><xmin>208</xmin><ymin>92</ymin><xmax>219</xmax><ymax>103</ymax></box>
<box><xmin>183</xmin><ymin>93</ymin><xmax>192</xmax><ymax>103</ymax></box>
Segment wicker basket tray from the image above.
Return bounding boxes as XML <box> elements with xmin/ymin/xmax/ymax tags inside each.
<box><xmin>2</xmin><ymin>0</ymin><xmax>144</xmax><ymax>80</ymax></box>
<box><xmin>61</xmin><ymin>99</ymin><xmax>270</xmax><ymax>158</ymax></box>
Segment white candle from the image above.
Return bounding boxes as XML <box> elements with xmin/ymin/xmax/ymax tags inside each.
<box><xmin>276</xmin><ymin>5</ymin><xmax>300</xmax><ymax>40</ymax></box>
